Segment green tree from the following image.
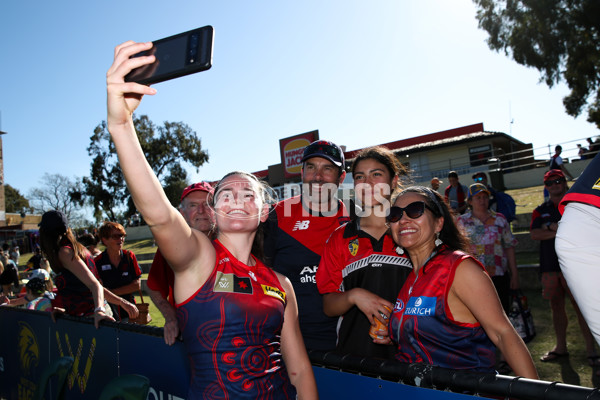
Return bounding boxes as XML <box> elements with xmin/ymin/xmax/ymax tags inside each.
<box><xmin>84</xmin><ymin>114</ymin><xmax>209</xmax><ymax>221</ymax></box>
<box><xmin>473</xmin><ymin>0</ymin><xmax>600</xmax><ymax>128</ymax></box>
<box><xmin>4</xmin><ymin>184</ymin><xmax>30</xmax><ymax>213</ymax></box>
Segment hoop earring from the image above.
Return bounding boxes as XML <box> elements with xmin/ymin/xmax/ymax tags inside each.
<box><xmin>434</xmin><ymin>232</ymin><xmax>443</xmax><ymax>247</ymax></box>
<box><xmin>396</xmin><ymin>246</ymin><xmax>404</xmax><ymax>255</ymax></box>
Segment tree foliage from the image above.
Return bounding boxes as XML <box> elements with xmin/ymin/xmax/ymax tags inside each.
<box><xmin>4</xmin><ymin>184</ymin><xmax>30</xmax><ymax>213</ymax></box>
<box><xmin>473</xmin><ymin>0</ymin><xmax>600</xmax><ymax>128</ymax></box>
<box><xmin>29</xmin><ymin>173</ymin><xmax>85</xmax><ymax>224</ymax></box>
<box><xmin>84</xmin><ymin>114</ymin><xmax>209</xmax><ymax>221</ymax></box>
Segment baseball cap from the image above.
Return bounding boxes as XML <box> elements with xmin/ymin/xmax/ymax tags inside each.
<box><xmin>39</xmin><ymin>210</ymin><xmax>68</xmax><ymax>234</ymax></box>
<box><xmin>468</xmin><ymin>183</ymin><xmax>491</xmax><ymax>199</ymax></box>
<box><xmin>544</xmin><ymin>169</ymin><xmax>565</xmax><ymax>181</ymax></box>
<box><xmin>180</xmin><ymin>181</ymin><xmax>214</xmax><ymax>202</ymax></box>
<box><xmin>447</xmin><ymin>171</ymin><xmax>458</xmax><ymax>178</ymax></box>
<box><xmin>29</xmin><ymin>268</ymin><xmax>50</xmax><ymax>282</ymax></box>
<box><xmin>431</xmin><ymin>177</ymin><xmax>442</xmax><ymax>184</ymax></box>
<box><xmin>301</xmin><ymin>140</ymin><xmax>345</xmax><ymax>168</ymax></box>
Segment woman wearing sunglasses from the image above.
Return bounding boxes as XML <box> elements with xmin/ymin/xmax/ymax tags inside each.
<box><xmin>316</xmin><ymin>146</ymin><xmax>412</xmax><ymax>358</ymax></box>
<box><xmin>386</xmin><ymin>186</ymin><xmax>537</xmax><ymax>378</ymax></box>
<box><xmin>95</xmin><ymin>221</ymin><xmax>142</xmax><ymax>321</ymax></box>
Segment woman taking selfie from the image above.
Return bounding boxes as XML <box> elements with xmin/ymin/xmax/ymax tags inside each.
<box><xmin>106</xmin><ymin>40</ymin><xmax>317</xmax><ymax>399</ymax></box>
<box><xmin>385</xmin><ymin>186</ymin><xmax>537</xmax><ymax>378</ymax></box>
<box><xmin>316</xmin><ymin>146</ymin><xmax>412</xmax><ymax>358</ymax></box>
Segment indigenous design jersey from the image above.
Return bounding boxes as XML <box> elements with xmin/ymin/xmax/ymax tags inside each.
<box><xmin>264</xmin><ymin>195</ymin><xmax>349</xmax><ymax>351</ymax></box>
<box><xmin>530</xmin><ymin>200</ymin><xmax>562</xmax><ymax>273</ymax></box>
<box><xmin>389</xmin><ymin>247</ymin><xmax>496</xmax><ymax>372</ymax></box>
<box><xmin>177</xmin><ymin>240</ymin><xmax>295</xmax><ymax>400</ymax></box>
<box><xmin>560</xmin><ymin>152</ymin><xmax>600</xmax><ymax>213</ymax></box>
<box><xmin>146</xmin><ymin>249</ymin><xmax>175</xmax><ymax>306</ymax></box>
<box><xmin>316</xmin><ymin>219</ymin><xmax>412</xmax><ymax>358</ymax></box>
<box><xmin>53</xmin><ymin>246</ymin><xmax>99</xmax><ymax>317</ymax></box>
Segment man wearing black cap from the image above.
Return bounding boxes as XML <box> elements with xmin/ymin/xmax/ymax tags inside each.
<box><xmin>147</xmin><ymin>181</ymin><xmax>215</xmax><ymax>345</ymax></box>
<box><xmin>264</xmin><ymin>140</ymin><xmax>350</xmax><ymax>351</ymax></box>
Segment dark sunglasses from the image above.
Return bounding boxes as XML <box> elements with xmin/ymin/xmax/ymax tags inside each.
<box><xmin>544</xmin><ymin>177</ymin><xmax>565</xmax><ymax>187</ymax></box>
<box><xmin>386</xmin><ymin>201</ymin><xmax>433</xmax><ymax>223</ymax></box>
<box><xmin>111</xmin><ymin>234</ymin><xmax>126</xmax><ymax>240</ymax></box>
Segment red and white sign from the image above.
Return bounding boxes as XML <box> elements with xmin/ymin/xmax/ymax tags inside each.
<box><xmin>279</xmin><ymin>131</ymin><xmax>318</xmax><ymax>178</ymax></box>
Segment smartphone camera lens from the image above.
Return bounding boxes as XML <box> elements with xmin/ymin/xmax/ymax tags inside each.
<box><xmin>187</xmin><ymin>34</ymin><xmax>199</xmax><ymax>65</ymax></box>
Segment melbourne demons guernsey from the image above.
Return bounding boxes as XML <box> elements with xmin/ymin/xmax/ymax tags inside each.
<box><xmin>389</xmin><ymin>247</ymin><xmax>496</xmax><ymax>372</ymax></box>
<box><xmin>264</xmin><ymin>195</ymin><xmax>349</xmax><ymax>351</ymax></box>
<box><xmin>317</xmin><ymin>219</ymin><xmax>412</xmax><ymax>358</ymax></box>
<box><xmin>560</xmin><ymin>152</ymin><xmax>600</xmax><ymax>213</ymax></box>
<box><xmin>177</xmin><ymin>240</ymin><xmax>295</xmax><ymax>400</ymax></box>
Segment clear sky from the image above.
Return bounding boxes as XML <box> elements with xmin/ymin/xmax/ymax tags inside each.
<box><xmin>1</xmin><ymin>1</ymin><xmax>598</xmax><ymax>201</ymax></box>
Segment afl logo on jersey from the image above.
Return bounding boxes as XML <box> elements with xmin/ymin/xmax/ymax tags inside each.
<box><xmin>348</xmin><ymin>238</ymin><xmax>359</xmax><ymax>256</ymax></box>
<box><xmin>593</xmin><ymin>178</ymin><xmax>600</xmax><ymax>191</ymax></box>
<box><xmin>395</xmin><ymin>299</ymin><xmax>404</xmax><ymax>312</ymax></box>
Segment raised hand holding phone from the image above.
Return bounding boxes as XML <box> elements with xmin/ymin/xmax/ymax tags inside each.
<box><xmin>124</xmin><ymin>26</ymin><xmax>214</xmax><ymax>85</ymax></box>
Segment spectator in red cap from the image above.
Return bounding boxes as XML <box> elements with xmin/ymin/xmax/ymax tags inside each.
<box><xmin>530</xmin><ymin>170</ymin><xmax>599</xmax><ymax>364</ymax></box>
<box><xmin>147</xmin><ymin>181</ymin><xmax>215</xmax><ymax>345</ymax></box>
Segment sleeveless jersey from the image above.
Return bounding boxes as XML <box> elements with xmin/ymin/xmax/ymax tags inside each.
<box><xmin>389</xmin><ymin>247</ymin><xmax>496</xmax><ymax>372</ymax></box>
<box><xmin>317</xmin><ymin>219</ymin><xmax>412</xmax><ymax>358</ymax></box>
<box><xmin>177</xmin><ymin>240</ymin><xmax>296</xmax><ymax>400</ymax></box>
<box><xmin>264</xmin><ymin>195</ymin><xmax>349</xmax><ymax>351</ymax></box>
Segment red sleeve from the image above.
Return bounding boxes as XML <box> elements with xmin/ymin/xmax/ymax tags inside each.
<box><xmin>146</xmin><ymin>250</ymin><xmax>170</xmax><ymax>300</ymax></box>
<box><xmin>316</xmin><ymin>225</ymin><xmax>347</xmax><ymax>294</ymax></box>
<box><xmin>126</xmin><ymin>250</ymin><xmax>142</xmax><ymax>277</ymax></box>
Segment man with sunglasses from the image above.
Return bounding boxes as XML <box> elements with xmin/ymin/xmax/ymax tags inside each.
<box><xmin>530</xmin><ymin>169</ymin><xmax>599</xmax><ymax>363</ymax></box>
<box><xmin>264</xmin><ymin>140</ymin><xmax>350</xmax><ymax>351</ymax></box>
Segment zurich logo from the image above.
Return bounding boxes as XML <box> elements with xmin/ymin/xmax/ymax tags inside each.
<box><xmin>395</xmin><ymin>299</ymin><xmax>404</xmax><ymax>312</ymax></box>
<box><xmin>415</xmin><ymin>297</ymin><xmax>423</xmax><ymax>307</ymax></box>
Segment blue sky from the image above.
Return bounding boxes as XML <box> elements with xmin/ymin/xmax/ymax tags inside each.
<box><xmin>1</xmin><ymin>1</ymin><xmax>598</xmax><ymax>201</ymax></box>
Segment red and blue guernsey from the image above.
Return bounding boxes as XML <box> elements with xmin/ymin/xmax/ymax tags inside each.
<box><xmin>388</xmin><ymin>246</ymin><xmax>496</xmax><ymax>372</ymax></box>
<box><xmin>177</xmin><ymin>240</ymin><xmax>296</xmax><ymax>400</ymax></box>
<box><xmin>559</xmin><ymin>152</ymin><xmax>600</xmax><ymax>213</ymax></box>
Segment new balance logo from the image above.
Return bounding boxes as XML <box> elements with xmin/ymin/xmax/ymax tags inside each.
<box><xmin>293</xmin><ymin>220</ymin><xmax>310</xmax><ymax>231</ymax></box>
